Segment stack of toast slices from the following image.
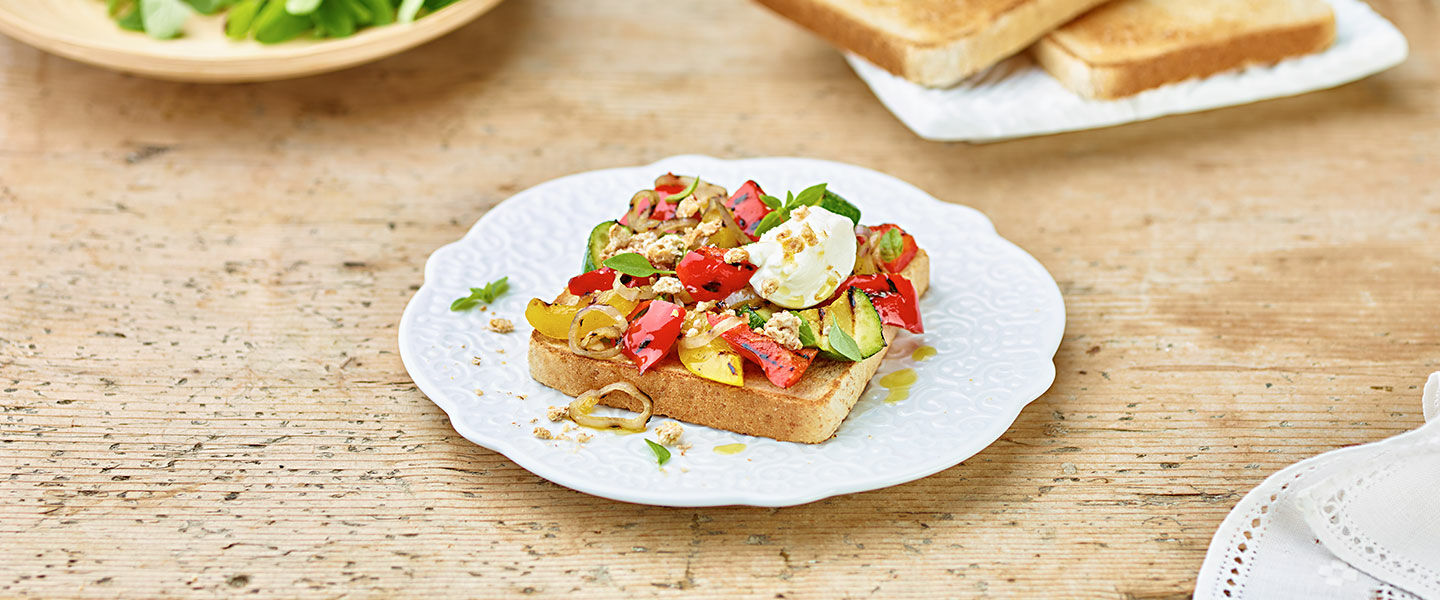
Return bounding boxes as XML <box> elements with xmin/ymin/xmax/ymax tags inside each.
<box><xmin>530</xmin><ymin>251</ymin><xmax>930</xmax><ymax>444</ymax></box>
<box><xmin>754</xmin><ymin>0</ymin><xmax>1338</xmax><ymax>99</ymax></box>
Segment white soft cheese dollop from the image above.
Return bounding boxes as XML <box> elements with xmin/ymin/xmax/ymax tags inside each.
<box><xmin>744</xmin><ymin>205</ymin><xmax>856</xmax><ymax>309</ymax></box>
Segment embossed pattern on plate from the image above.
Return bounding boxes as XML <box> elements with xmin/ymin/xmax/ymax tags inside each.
<box><xmin>398</xmin><ymin>156</ymin><xmax>1066</xmax><ymax>506</ymax></box>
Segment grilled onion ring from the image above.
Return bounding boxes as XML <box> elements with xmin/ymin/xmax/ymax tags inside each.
<box><xmin>567</xmin><ymin>304</ymin><xmax>626</xmax><ymax>359</ymax></box>
<box><xmin>568</xmin><ymin>382</ymin><xmax>653</xmax><ymax>431</ymax></box>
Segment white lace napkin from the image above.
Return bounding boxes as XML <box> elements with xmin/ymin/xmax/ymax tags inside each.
<box><xmin>1194</xmin><ymin>373</ymin><xmax>1440</xmax><ymax>600</ymax></box>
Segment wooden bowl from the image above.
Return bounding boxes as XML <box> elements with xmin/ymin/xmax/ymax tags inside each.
<box><xmin>0</xmin><ymin>0</ymin><xmax>505</xmax><ymax>83</ymax></box>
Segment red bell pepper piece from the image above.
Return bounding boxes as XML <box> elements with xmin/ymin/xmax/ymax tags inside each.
<box><xmin>724</xmin><ymin>180</ymin><xmax>773</xmax><ymax>240</ymax></box>
<box><xmin>675</xmin><ymin>246</ymin><xmax>757</xmax><ymax>302</ymax></box>
<box><xmin>709</xmin><ymin>314</ymin><xmax>818</xmax><ymax>388</ymax></box>
<box><xmin>837</xmin><ymin>275</ymin><xmax>924</xmax><ymax>333</ymax></box>
<box><xmin>566</xmin><ymin>268</ymin><xmax>654</xmax><ymax>296</ymax></box>
<box><xmin>622</xmin><ymin>300</ymin><xmax>686</xmax><ymax>374</ymax></box>
<box><xmin>871</xmin><ymin>224</ymin><xmax>918</xmax><ymax>273</ymax></box>
<box><xmin>618</xmin><ymin>190</ymin><xmax>677</xmax><ymax>226</ymax></box>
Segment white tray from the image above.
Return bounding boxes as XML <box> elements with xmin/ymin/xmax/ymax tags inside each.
<box><xmin>847</xmin><ymin>0</ymin><xmax>1407</xmax><ymax>142</ymax></box>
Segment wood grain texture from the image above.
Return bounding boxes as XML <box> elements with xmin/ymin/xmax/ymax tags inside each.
<box><xmin>0</xmin><ymin>0</ymin><xmax>1436</xmax><ymax>597</ymax></box>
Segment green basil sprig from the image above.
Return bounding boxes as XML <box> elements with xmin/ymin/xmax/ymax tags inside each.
<box><xmin>827</xmin><ymin>323</ymin><xmax>865</xmax><ymax>362</ymax></box>
<box><xmin>603</xmin><ymin>253</ymin><xmax>674</xmax><ymax>278</ymax></box>
<box><xmin>451</xmin><ymin>276</ymin><xmax>509</xmax><ymax>311</ymax></box>
<box><xmin>645</xmin><ymin>439</ymin><xmax>671</xmax><ymax>467</ymax></box>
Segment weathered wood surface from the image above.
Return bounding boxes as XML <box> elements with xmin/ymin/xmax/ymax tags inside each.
<box><xmin>1</xmin><ymin>1</ymin><xmax>1436</xmax><ymax>597</ymax></box>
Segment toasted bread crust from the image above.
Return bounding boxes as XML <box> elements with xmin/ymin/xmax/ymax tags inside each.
<box><xmin>1032</xmin><ymin>0</ymin><xmax>1336</xmax><ymax>99</ymax></box>
<box><xmin>754</xmin><ymin>0</ymin><xmax>1109</xmax><ymax>87</ymax></box>
<box><xmin>529</xmin><ymin>250</ymin><xmax>929</xmax><ymax>443</ymax></box>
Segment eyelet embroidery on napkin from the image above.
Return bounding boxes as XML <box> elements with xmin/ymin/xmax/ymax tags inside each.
<box><xmin>1213</xmin><ymin>471</ymin><xmax>1313</xmax><ymax>598</ymax></box>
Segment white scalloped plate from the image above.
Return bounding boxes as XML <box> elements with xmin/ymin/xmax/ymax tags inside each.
<box><xmin>398</xmin><ymin>156</ymin><xmax>1065</xmax><ymax>507</ymax></box>
<box><xmin>848</xmin><ymin>0</ymin><xmax>1407</xmax><ymax>142</ymax></box>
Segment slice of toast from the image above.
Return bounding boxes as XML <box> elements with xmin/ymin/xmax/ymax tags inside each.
<box><xmin>529</xmin><ymin>250</ymin><xmax>930</xmax><ymax>444</ymax></box>
<box><xmin>1032</xmin><ymin>0</ymin><xmax>1337</xmax><ymax>100</ymax></box>
<box><xmin>754</xmin><ymin>0</ymin><xmax>1111</xmax><ymax>88</ymax></box>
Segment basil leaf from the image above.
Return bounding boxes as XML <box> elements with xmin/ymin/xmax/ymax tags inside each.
<box><xmin>139</xmin><ymin>0</ymin><xmax>192</xmax><ymax>39</ymax></box>
<box><xmin>759</xmin><ymin>195</ymin><xmax>782</xmax><ymax>210</ymax></box>
<box><xmin>475</xmin><ymin>276</ymin><xmax>509</xmax><ymax>303</ymax></box>
<box><xmin>450</xmin><ymin>276</ymin><xmax>508</xmax><ymax>311</ymax></box>
<box><xmin>787</xmin><ymin>183</ymin><xmax>827</xmax><ymax>210</ymax></box>
<box><xmin>752</xmin><ymin>210</ymin><xmax>788</xmax><ymax>237</ymax></box>
<box><xmin>662</xmin><ymin>176</ymin><xmax>700</xmax><ymax>203</ymax></box>
<box><xmin>878</xmin><ymin>228</ymin><xmax>904</xmax><ymax>263</ymax></box>
<box><xmin>645</xmin><ymin>439</ymin><xmax>671</xmax><ymax>466</ymax></box>
<box><xmin>603</xmin><ymin>253</ymin><xmax>673</xmax><ymax>277</ymax></box>
<box><xmin>827</xmin><ymin>323</ymin><xmax>864</xmax><ymax>361</ymax></box>
<box><xmin>796</xmin><ymin>315</ymin><xmax>817</xmax><ymax>348</ymax></box>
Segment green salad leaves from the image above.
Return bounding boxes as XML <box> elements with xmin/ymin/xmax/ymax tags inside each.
<box><xmin>104</xmin><ymin>0</ymin><xmax>464</xmax><ymax>43</ymax></box>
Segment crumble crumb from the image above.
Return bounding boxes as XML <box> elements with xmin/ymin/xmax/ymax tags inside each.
<box><xmin>694</xmin><ymin>300</ymin><xmax>717</xmax><ymax>313</ymax></box>
<box><xmin>759</xmin><ymin>278</ymin><xmax>780</xmax><ymax>296</ymax></box>
<box><xmin>474</xmin><ymin>389</ymin><xmax>485</xmax><ymax>396</ymax></box>
<box><xmin>576</xmin><ymin>434</ymin><xmax>593</xmax><ymax>443</ymax></box>
<box><xmin>655</xmin><ymin>421</ymin><xmax>683</xmax><ymax>446</ymax></box>
<box><xmin>641</xmin><ymin>234</ymin><xmax>688</xmax><ymax>269</ymax></box>
<box><xmin>532</xmin><ymin>427</ymin><xmax>554</xmax><ymax>440</ymax></box>
<box><xmin>545</xmin><ymin>406</ymin><xmax>567</xmax><ymax>422</ymax></box>
<box><xmin>652</xmin><ymin>276</ymin><xmax>684</xmax><ymax>296</ymax></box>
<box><xmin>488</xmin><ymin>318</ymin><xmax>514</xmax><ymax>334</ymax></box>
<box><xmin>723</xmin><ymin>247</ymin><xmax>750</xmax><ymax>264</ymax></box>
<box><xmin>682</xmin><ymin>219</ymin><xmax>721</xmax><ymax>248</ymax></box>
<box><xmin>561</xmin><ymin>423</ymin><xmax>576</xmax><ymax>433</ymax></box>
<box><xmin>471</xmin><ymin>356</ymin><xmax>483</xmax><ymax>365</ymax></box>
<box><xmin>495</xmin><ymin>348</ymin><xmax>505</xmax><ymax>354</ymax></box>
<box><xmin>791</xmin><ymin>205</ymin><xmax>812</xmax><ymax>220</ymax></box>
<box><xmin>675</xmin><ymin>196</ymin><xmax>703</xmax><ymax>219</ymax></box>
<box><xmin>762</xmin><ymin>311</ymin><xmax>803</xmax><ymax>351</ymax></box>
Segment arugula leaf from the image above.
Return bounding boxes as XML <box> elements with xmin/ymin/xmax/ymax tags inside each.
<box><xmin>819</xmin><ymin>190</ymin><xmax>861</xmax><ymax>225</ymax></box>
<box><xmin>796</xmin><ymin>315</ymin><xmax>818</xmax><ymax>348</ymax></box>
<box><xmin>878</xmin><ymin>228</ymin><xmax>904</xmax><ymax>263</ymax></box>
<box><xmin>224</xmin><ymin>0</ymin><xmax>262</xmax><ymax>38</ymax></box>
<box><xmin>253</xmin><ymin>0</ymin><xmax>313</xmax><ymax>43</ymax></box>
<box><xmin>759</xmin><ymin>195</ymin><xmax>782</xmax><ymax>210</ymax></box>
<box><xmin>397</xmin><ymin>0</ymin><xmax>423</xmax><ymax>22</ymax></box>
<box><xmin>108</xmin><ymin>0</ymin><xmax>134</xmax><ymax>17</ymax></box>
<box><xmin>182</xmin><ymin>0</ymin><xmax>234</xmax><ymax>14</ymax></box>
<box><xmin>357</xmin><ymin>0</ymin><xmax>394</xmax><ymax>24</ymax></box>
<box><xmin>450</xmin><ymin>276</ymin><xmax>509</xmax><ymax>311</ymax></box>
<box><xmin>285</xmin><ymin>0</ymin><xmax>321</xmax><ymax>14</ymax></box>
<box><xmin>645</xmin><ymin>439</ymin><xmax>671</xmax><ymax>467</ymax></box>
<box><xmin>116</xmin><ymin>6</ymin><xmax>146</xmax><ymax>30</ymax></box>
<box><xmin>139</xmin><ymin>0</ymin><xmax>192</xmax><ymax>39</ymax></box>
<box><xmin>311</xmin><ymin>0</ymin><xmax>356</xmax><ymax>36</ymax></box>
<box><xmin>603</xmin><ymin>253</ymin><xmax>673</xmax><ymax>277</ymax></box>
<box><xmin>827</xmin><ymin>323</ymin><xmax>865</xmax><ymax>361</ymax></box>
<box><xmin>662</xmin><ymin>176</ymin><xmax>700</xmax><ymax>203</ymax></box>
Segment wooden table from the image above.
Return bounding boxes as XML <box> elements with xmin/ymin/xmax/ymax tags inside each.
<box><xmin>2</xmin><ymin>1</ymin><xmax>1436</xmax><ymax>597</ymax></box>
